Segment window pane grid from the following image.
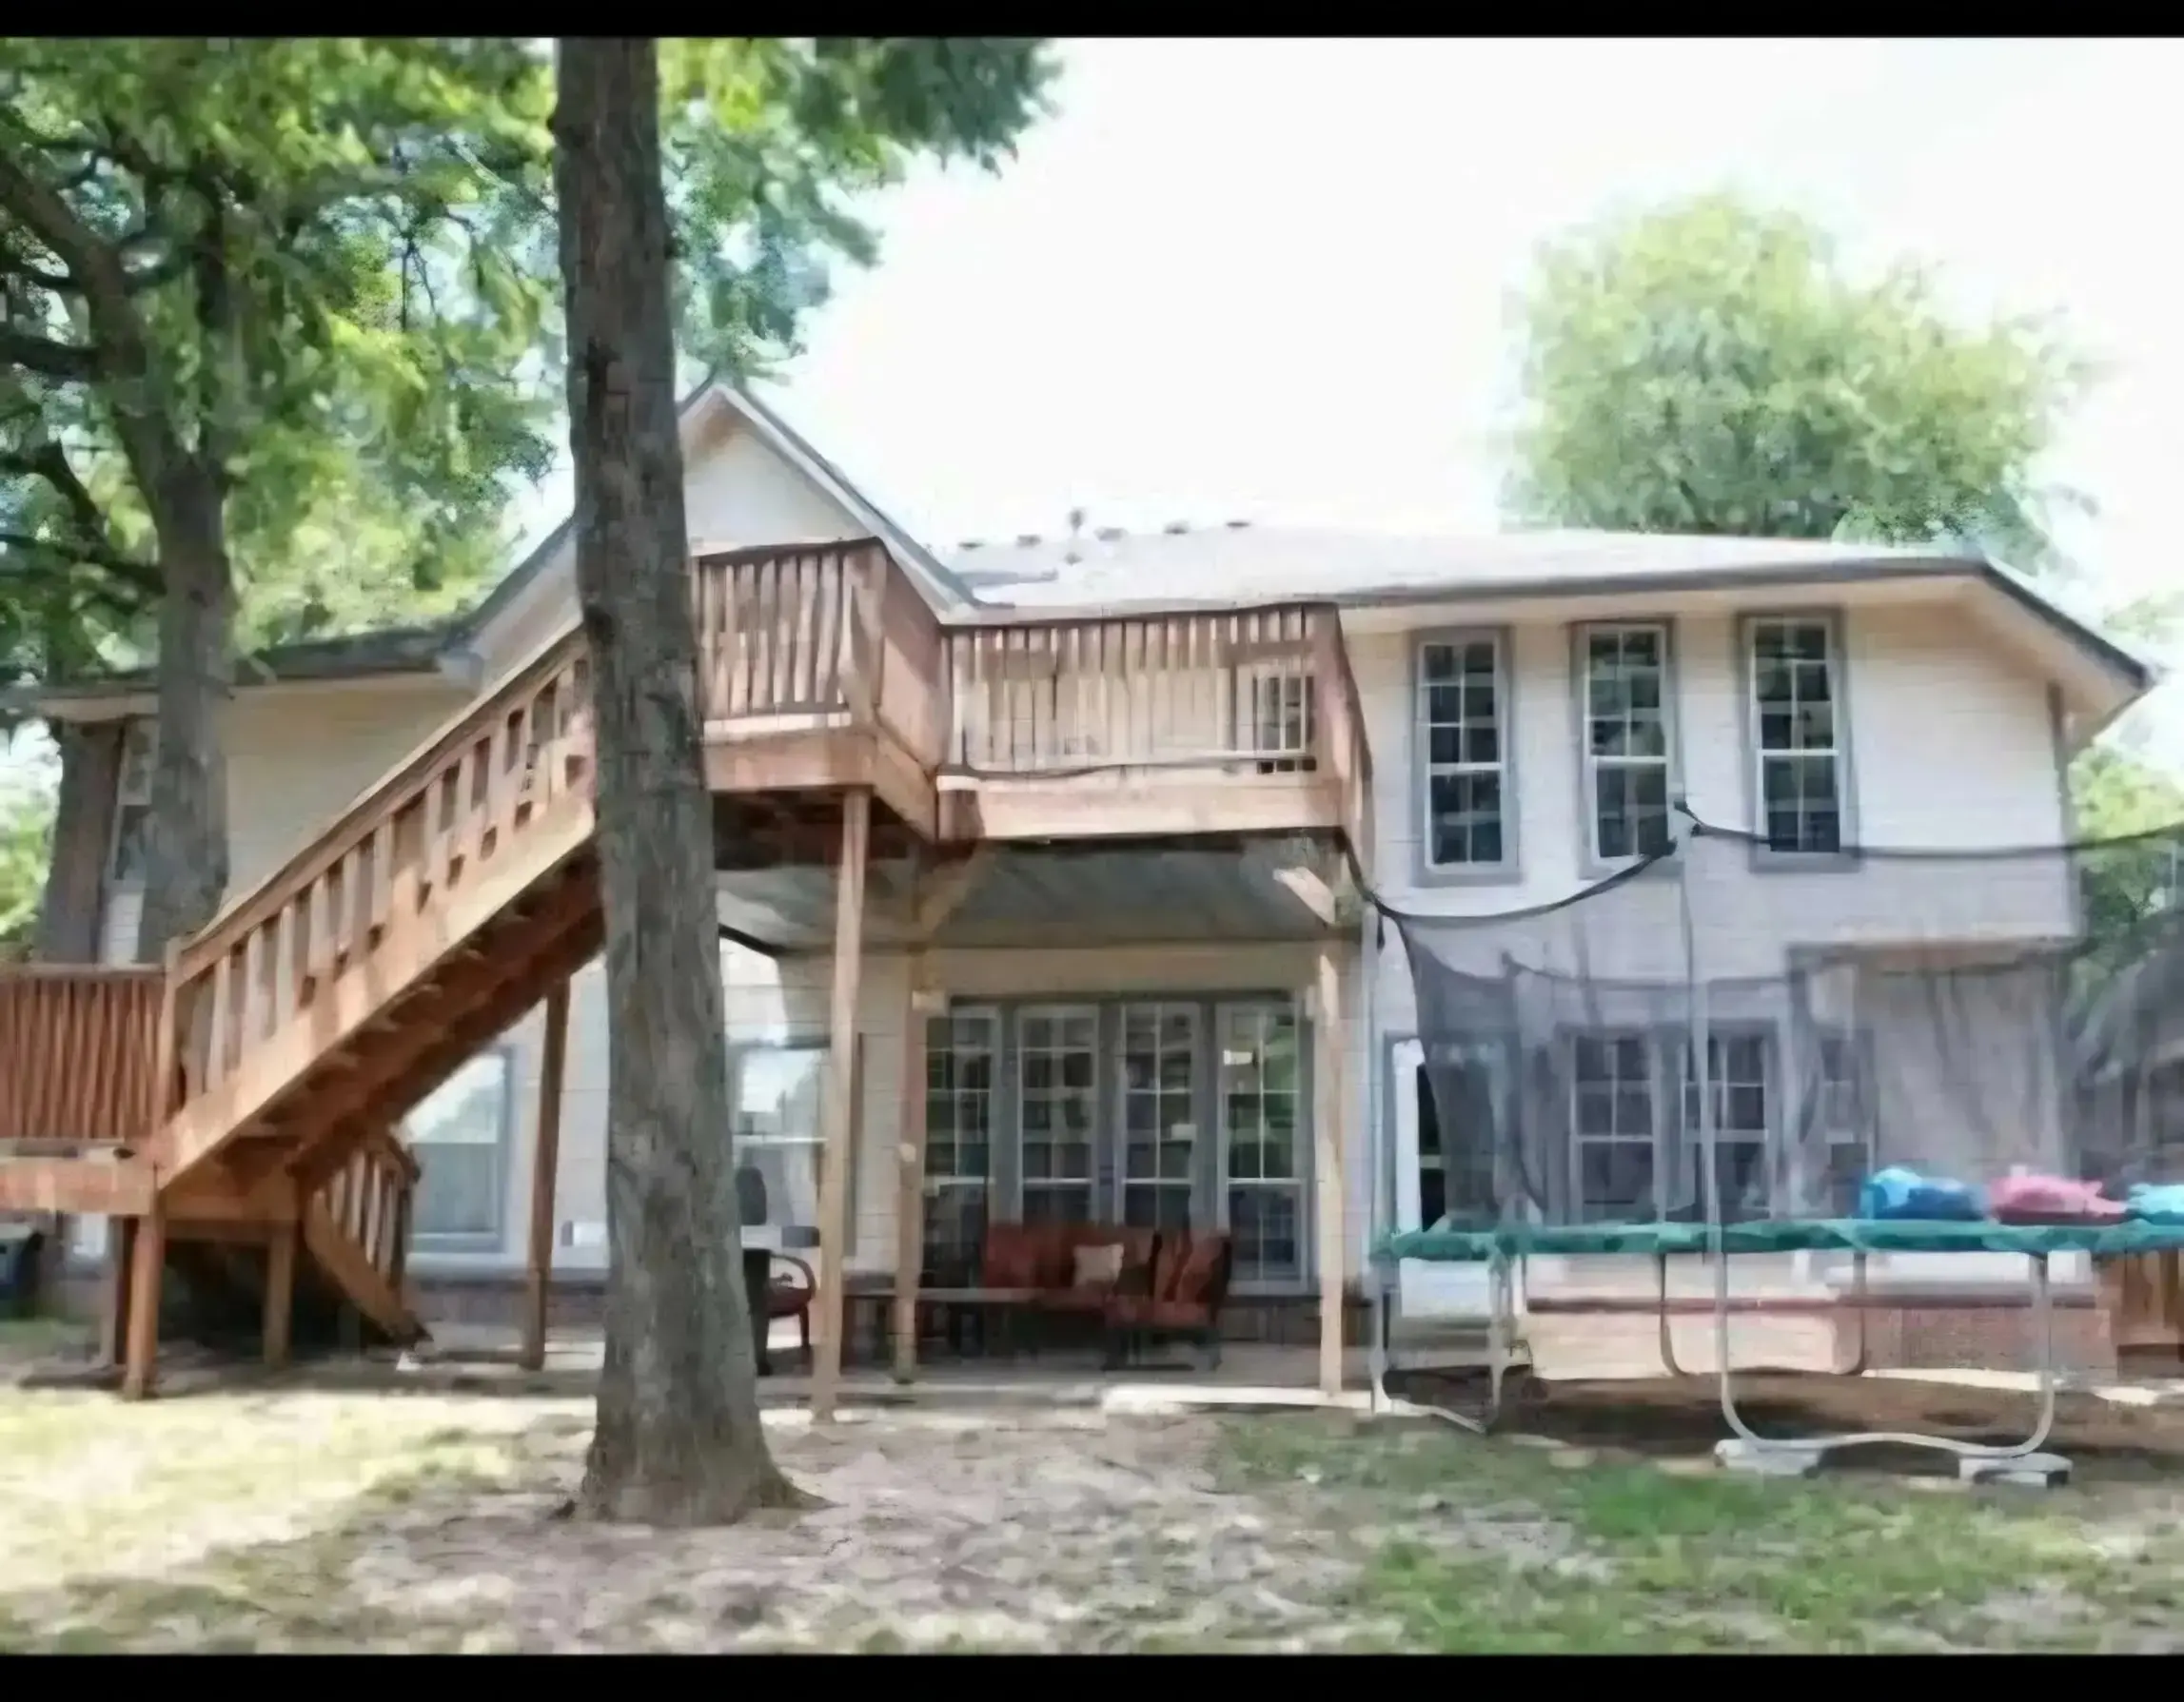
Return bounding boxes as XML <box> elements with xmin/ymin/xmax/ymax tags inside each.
<box><xmin>1220</xmin><ymin>1003</ymin><xmax>1303</xmax><ymax>1283</ymax></box>
<box><xmin>408</xmin><ymin>1050</ymin><xmax>511</xmax><ymax>1242</ymax></box>
<box><xmin>1015</xmin><ymin>1005</ymin><xmax>1097</xmax><ymax>1224</ymax></box>
<box><xmin>1120</xmin><ymin>1002</ymin><xmax>1198</xmax><ymax>1231</ymax></box>
<box><xmin>1751</xmin><ymin>619</ymin><xmax>1842</xmax><ymax>854</ymax></box>
<box><xmin>1584</xmin><ymin>625</ymin><xmax>1672</xmax><ymax>862</ymax></box>
<box><xmin>1680</xmin><ymin>1033</ymin><xmax>1769</xmax><ymax>1219</ymax></box>
<box><xmin>925</xmin><ymin>1010</ymin><xmax>997</xmax><ymax>1281</ymax></box>
<box><xmin>1570</xmin><ymin>1031</ymin><xmax>1655</xmax><ymax>1221</ymax></box>
<box><xmin>1420</xmin><ymin>636</ymin><xmax>1506</xmax><ymax>868</ymax></box>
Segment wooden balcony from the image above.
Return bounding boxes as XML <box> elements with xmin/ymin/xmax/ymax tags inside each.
<box><xmin>688</xmin><ymin>540</ymin><xmax>1374</xmax><ymax>862</ymax></box>
<box><xmin>0</xmin><ymin>967</ymin><xmax>161</xmax><ymax>1212</ymax></box>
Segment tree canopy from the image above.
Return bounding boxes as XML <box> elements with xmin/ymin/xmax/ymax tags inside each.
<box><xmin>0</xmin><ymin>36</ymin><xmax>1053</xmax><ymax>953</ymax></box>
<box><xmin>1505</xmin><ymin>192</ymin><xmax>2092</xmax><ymax>572</ymax></box>
<box><xmin>1505</xmin><ymin>189</ymin><xmax>2184</xmax><ymax>918</ymax></box>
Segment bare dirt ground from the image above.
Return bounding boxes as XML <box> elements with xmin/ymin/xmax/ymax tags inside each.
<box><xmin>9</xmin><ymin>1320</ymin><xmax>2184</xmax><ymax>1653</ymax></box>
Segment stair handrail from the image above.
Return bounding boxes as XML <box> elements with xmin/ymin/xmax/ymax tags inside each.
<box><xmin>171</xmin><ymin>619</ymin><xmax>590</xmax><ymax>983</ymax></box>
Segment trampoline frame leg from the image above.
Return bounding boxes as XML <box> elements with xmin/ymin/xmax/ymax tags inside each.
<box><xmin>1655</xmin><ymin>1251</ymin><xmax>1870</xmax><ymax>1379</ymax></box>
<box><xmin>1709</xmin><ymin>1251</ymin><xmax>2066</xmax><ymax>1483</ymax></box>
<box><xmin>1367</xmin><ymin>1253</ymin><xmax>1521</xmax><ymax>1437</ymax></box>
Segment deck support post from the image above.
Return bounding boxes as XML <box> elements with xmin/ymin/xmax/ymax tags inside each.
<box><xmin>1313</xmin><ymin>943</ymin><xmax>1348</xmax><ymax>1399</ymax></box>
<box><xmin>891</xmin><ymin>950</ymin><xmax>932</xmax><ymax>1382</ymax></box>
<box><xmin>811</xmin><ymin>787</ymin><xmax>872</xmax><ymax>1421</ymax></box>
<box><xmin>521</xmin><ymin>975</ymin><xmax>573</xmax><ymax>1373</ymax></box>
<box><xmin>263</xmin><ymin>1212</ymin><xmax>297</xmax><ymax>1369</ymax></box>
<box><xmin>120</xmin><ymin>1204</ymin><xmax>165</xmax><ymax>1400</ymax></box>
<box><xmin>101</xmin><ymin>1217</ymin><xmax>135</xmax><ymax>1369</ymax></box>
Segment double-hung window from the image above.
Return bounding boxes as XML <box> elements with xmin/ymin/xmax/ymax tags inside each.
<box><xmin>1417</xmin><ymin>633</ymin><xmax>1510</xmax><ymax>873</ymax></box>
<box><xmin>1678</xmin><ymin>1031</ymin><xmax>1771</xmax><ymax>1220</ymax></box>
<box><xmin>1569</xmin><ymin>1032</ymin><xmax>1659</xmax><ymax>1220</ymax></box>
<box><xmin>1748</xmin><ymin>616</ymin><xmax>1847</xmax><ymax>856</ymax></box>
<box><xmin>1580</xmin><ymin>623</ymin><xmax>1675</xmax><ymax>864</ymax></box>
<box><xmin>408</xmin><ymin>1049</ymin><xmax>515</xmax><ymax>1251</ymax></box>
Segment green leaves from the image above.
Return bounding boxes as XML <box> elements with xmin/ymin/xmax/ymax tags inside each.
<box><xmin>1505</xmin><ymin>192</ymin><xmax>2087</xmax><ymax>576</ymax></box>
<box><xmin>0</xmin><ymin>37</ymin><xmax>1054</xmax><ymax>680</ymax></box>
<box><xmin>0</xmin><ymin>761</ymin><xmax>53</xmax><ymax>957</ymax></box>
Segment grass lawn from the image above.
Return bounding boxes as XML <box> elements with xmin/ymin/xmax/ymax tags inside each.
<box><xmin>2</xmin><ymin>1325</ymin><xmax>2184</xmax><ymax>1652</ymax></box>
<box><xmin>1221</xmin><ymin>1411</ymin><xmax>2184</xmax><ymax>1653</ymax></box>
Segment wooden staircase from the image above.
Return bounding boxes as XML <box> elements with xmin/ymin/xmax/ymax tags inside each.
<box><xmin>0</xmin><ymin>533</ymin><xmax>1387</xmax><ymax>1399</ymax></box>
<box><xmin>0</xmin><ymin>624</ymin><xmax>603</xmax><ymax>1388</ymax></box>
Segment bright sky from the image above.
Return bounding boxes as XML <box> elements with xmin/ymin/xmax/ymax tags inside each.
<box><xmin>10</xmin><ymin>39</ymin><xmax>2176</xmax><ymax>788</ymax></box>
<box><xmin>714</xmin><ymin>37</ymin><xmax>2178</xmax><ymax>722</ymax></box>
<box><xmin>726</xmin><ymin>40</ymin><xmax>2164</xmax><ymax>557</ymax></box>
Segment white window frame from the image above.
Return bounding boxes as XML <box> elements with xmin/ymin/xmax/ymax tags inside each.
<box><xmin>406</xmin><ymin>1046</ymin><xmax>516</xmax><ymax>1254</ymax></box>
<box><xmin>923</xmin><ymin>1008</ymin><xmax>998</xmax><ymax>1282</ymax></box>
<box><xmin>1117</xmin><ymin>1000</ymin><xmax>1202</xmax><ymax>1232</ymax></box>
<box><xmin>729</xmin><ymin>1038</ymin><xmax>856</xmax><ymax>1256</ymax></box>
<box><xmin>1577</xmin><ymin>621</ymin><xmax>1676</xmax><ymax>870</ymax></box>
<box><xmin>1567</xmin><ymin>1028</ymin><xmax>1661</xmax><ymax>1221</ymax></box>
<box><xmin>1745</xmin><ymin>615</ymin><xmax>1849</xmax><ymax>859</ymax></box>
<box><xmin>1414</xmin><ymin>629</ymin><xmax>1516</xmax><ymax>880</ymax></box>
<box><xmin>1216</xmin><ymin>998</ymin><xmax>1308</xmax><ymax>1287</ymax></box>
<box><xmin>1013</xmin><ymin>1003</ymin><xmax>1100</xmax><ymax>1224</ymax></box>
<box><xmin>1677</xmin><ymin>1028</ymin><xmax>1773</xmax><ymax>1220</ymax></box>
<box><xmin>108</xmin><ymin>716</ymin><xmax>156</xmax><ymax>889</ymax></box>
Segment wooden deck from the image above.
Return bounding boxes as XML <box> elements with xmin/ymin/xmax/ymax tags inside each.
<box><xmin>2</xmin><ymin>534</ymin><xmax>1379</xmax><ymax>1405</ymax></box>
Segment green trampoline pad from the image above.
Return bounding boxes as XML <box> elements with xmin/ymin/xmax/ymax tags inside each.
<box><xmin>1372</xmin><ymin>1218</ymin><xmax>2184</xmax><ymax>1265</ymax></box>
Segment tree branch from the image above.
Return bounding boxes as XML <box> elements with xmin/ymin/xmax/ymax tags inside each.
<box><xmin>0</xmin><ymin>140</ymin><xmax>177</xmax><ymax>494</ymax></box>
<box><xmin>0</xmin><ymin>441</ymin><xmax>160</xmax><ymax>596</ymax></box>
<box><xmin>0</xmin><ymin>530</ymin><xmax>159</xmax><ymax>597</ymax></box>
<box><xmin>0</xmin><ymin>325</ymin><xmax>96</xmax><ymax>382</ymax></box>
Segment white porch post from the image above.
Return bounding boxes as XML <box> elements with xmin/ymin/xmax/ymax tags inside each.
<box><xmin>1313</xmin><ymin>942</ymin><xmax>1348</xmax><ymax>1397</ymax></box>
<box><xmin>811</xmin><ymin>788</ymin><xmax>872</xmax><ymax>1422</ymax></box>
<box><xmin>891</xmin><ymin>952</ymin><xmax>933</xmax><ymax>1381</ymax></box>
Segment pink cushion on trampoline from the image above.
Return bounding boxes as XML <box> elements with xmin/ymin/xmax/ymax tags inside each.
<box><xmin>1988</xmin><ymin>1172</ymin><xmax>2126</xmax><ymax>1225</ymax></box>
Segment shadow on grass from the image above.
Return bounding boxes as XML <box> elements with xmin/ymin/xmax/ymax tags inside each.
<box><xmin>1387</xmin><ymin>1364</ymin><xmax>2184</xmax><ymax>1480</ymax></box>
<box><xmin>1223</xmin><ymin>1408</ymin><xmax>2184</xmax><ymax>1653</ymax></box>
<box><xmin>0</xmin><ymin>1402</ymin><xmax>604</xmax><ymax>1653</ymax></box>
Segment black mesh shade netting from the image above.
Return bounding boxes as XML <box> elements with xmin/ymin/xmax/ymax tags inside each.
<box><xmin>1393</xmin><ymin>815</ymin><xmax>2184</xmax><ymax>1231</ymax></box>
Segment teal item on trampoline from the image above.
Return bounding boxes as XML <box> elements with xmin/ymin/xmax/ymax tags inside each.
<box><xmin>1856</xmin><ymin>1166</ymin><xmax>1983</xmax><ymax>1223</ymax></box>
<box><xmin>2128</xmin><ymin>1183</ymin><xmax>2184</xmax><ymax>1225</ymax></box>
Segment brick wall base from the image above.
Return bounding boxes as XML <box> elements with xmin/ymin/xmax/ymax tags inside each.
<box><xmin>1838</xmin><ymin>1293</ymin><xmax>2115</xmax><ymax>1379</ymax></box>
<box><xmin>407</xmin><ymin>1272</ymin><xmax>1364</xmax><ymax>1347</ymax></box>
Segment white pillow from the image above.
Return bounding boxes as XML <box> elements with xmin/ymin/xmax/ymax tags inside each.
<box><xmin>1072</xmin><ymin>1242</ymin><xmax>1125</xmax><ymax>1287</ymax></box>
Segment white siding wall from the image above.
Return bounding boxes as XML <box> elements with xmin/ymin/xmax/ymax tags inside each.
<box><xmin>448</xmin><ymin>939</ymin><xmax>1367</xmax><ymax>1290</ymax></box>
<box><xmin>1353</xmin><ymin>593</ymin><xmax>2077</xmax><ymax>1289</ymax></box>
<box><xmin>475</xmin><ymin>420</ymin><xmax>869</xmax><ymax>684</ymax></box>
<box><xmin>79</xmin><ymin>398</ymin><xmax>2086</xmax><ymax>1297</ymax></box>
<box><xmin>1352</xmin><ymin>596</ymin><xmax>2073</xmax><ymax>1037</ymax></box>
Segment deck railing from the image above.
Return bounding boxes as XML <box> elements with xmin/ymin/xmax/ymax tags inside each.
<box><xmin>316</xmin><ymin>1123</ymin><xmax>417</xmax><ymax>1297</ymax></box>
<box><xmin>166</xmin><ymin>630</ymin><xmax>598</xmax><ymax>1129</ymax></box>
<box><xmin>689</xmin><ymin>539</ymin><xmax>946</xmax><ymax>769</ymax></box>
<box><xmin>0</xmin><ymin>967</ymin><xmax>164</xmax><ymax>1146</ymax></box>
<box><xmin>943</xmin><ymin>603</ymin><xmax>1374</xmax><ymax>852</ymax></box>
<box><xmin>136</xmin><ymin>539</ymin><xmax>1374</xmax><ymax>1172</ymax></box>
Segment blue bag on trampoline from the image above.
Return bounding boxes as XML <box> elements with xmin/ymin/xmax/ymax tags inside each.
<box><xmin>2127</xmin><ymin>1183</ymin><xmax>2184</xmax><ymax>1225</ymax></box>
<box><xmin>1856</xmin><ymin>1166</ymin><xmax>1984</xmax><ymax>1223</ymax></box>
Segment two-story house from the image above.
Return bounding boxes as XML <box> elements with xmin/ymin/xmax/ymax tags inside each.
<box><xmin>4</xmin><ymin>378</ymin><xmax>2153</xmax><ymax>1399</ymax></box>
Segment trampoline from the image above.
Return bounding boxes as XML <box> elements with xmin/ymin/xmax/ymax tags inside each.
<box><xmin>1364</xmin><ymin>807</ymin><xmax>2184</xmax><ymax>1484</ymax></box>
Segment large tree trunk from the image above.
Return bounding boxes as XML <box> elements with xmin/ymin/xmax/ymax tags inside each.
<box><xmin>133</xmin><ymin>459</ymin><xmax>234</xmax><ymax>962</ymax></box>
<box><xmin>553</xmin><ymin>36</ymin><xmax>801</xmax><ymax>1526</ymax></box>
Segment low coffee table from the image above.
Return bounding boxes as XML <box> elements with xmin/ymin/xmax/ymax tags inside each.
<box><xmin>917</xmin><ymin>1286</ymin><xmax>1038</xmax><ymax>1362</ymax></box>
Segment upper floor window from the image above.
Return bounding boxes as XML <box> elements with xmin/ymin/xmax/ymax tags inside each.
<box><xmin>1748</xmin><ymin>617</ymin><xmax>1845</xmax><ymax>855</ymax></box>
<box><xmin>1580</xmin><ymin>623</ymin><xmax>1674</xmax><ymax>864</ymax></box>
<box><xmin>1417</xmin><ymin>634</ymin><xmax>1508</xmax><ymax>871</ymax></box>
<box><xmin>108</xmin><ymin>717</ymin><xmax>155</xmax><ymax>888</ymax></box>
